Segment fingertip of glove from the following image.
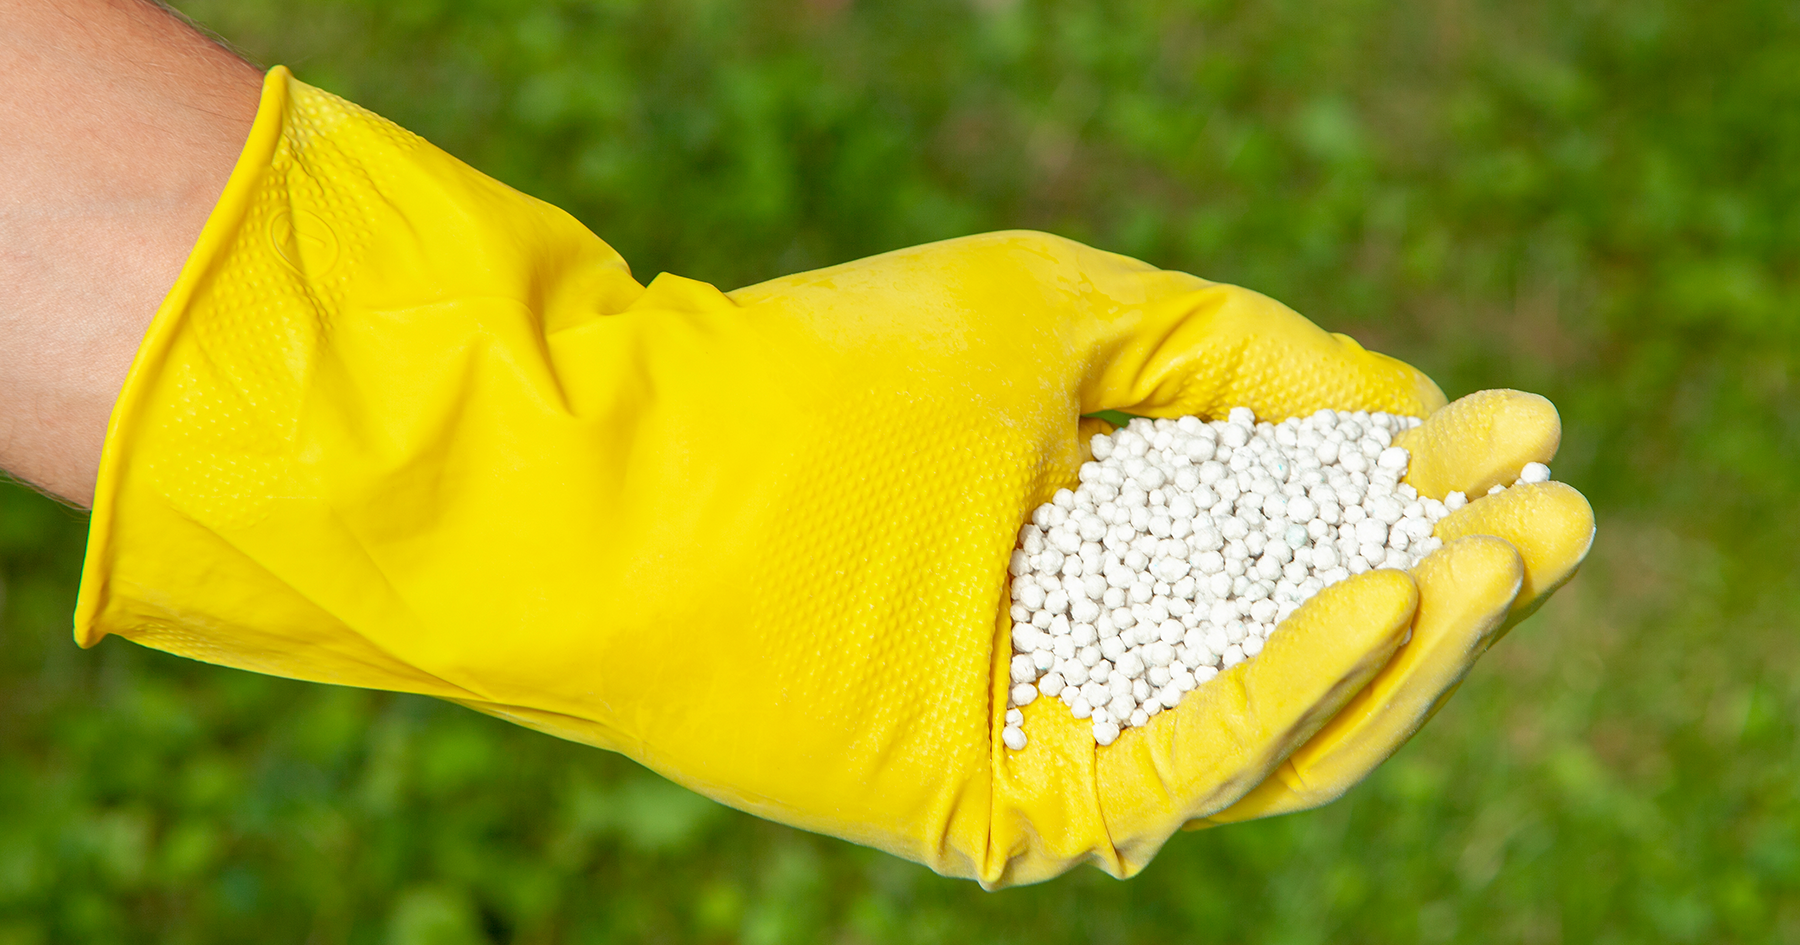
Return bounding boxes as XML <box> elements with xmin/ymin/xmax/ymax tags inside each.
<box><xmin>1247</xmin><ymin>569</ymin><xmax>1417</xmax><ymax>718</ymax></box>
<box><xmin>1410</xmin><ymin>536</ymin><xmax>1526</xmax><ymax>641</ymax></box>
<box><xmin>1269</xmin><ymin>568</ymin><xmax>1417</xmax><ymax>656</ymax></box>
<box><xmin>1398</xmin><ymin>389</ymin><xmax>1561</xmax><ymax>499</ymax></box>
<box><xmin>1434</xmin><ymin>481</ymin><xmax>1594</xmax><ymax>610</ymax></box>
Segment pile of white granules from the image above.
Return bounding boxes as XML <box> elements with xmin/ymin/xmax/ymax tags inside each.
<box><xmin>1003</xmin><ymin>407</ymin><xmax>1552</xmax><ymax>750</ymax></box>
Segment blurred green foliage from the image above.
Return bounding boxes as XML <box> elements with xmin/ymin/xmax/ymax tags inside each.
<box><xmin>3</xmin><ymin>0</ymin><xmax>1797</xmax><ymax>941</ymax></box>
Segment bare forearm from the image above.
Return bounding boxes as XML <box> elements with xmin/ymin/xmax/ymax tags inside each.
<box><xmin>0</xmin><ymin>0</ymin><xmax>259</xmax><ymax>506</ymax></box>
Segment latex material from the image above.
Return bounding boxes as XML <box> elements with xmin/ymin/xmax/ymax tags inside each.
<box><xmin>76</xmin><ymin>68</ymin><xmax>1593</xmax><ymax>887</ymax></box>
<box><xmin>1396</xmin><ymin>389</ymin><xmax>1562</xmax><ymax>499</ymax></box>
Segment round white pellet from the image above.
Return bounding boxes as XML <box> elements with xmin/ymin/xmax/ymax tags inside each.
<box><xmin>1011</xmin><ymin>683</ymin><xmax>1038</xmax><ymax>706</ymax></box>
<box><xmin>1370</xmin><ymin>496</ymin><xmax>1404</xmax><ymax>525</ymax></box>
<box><xmin>1354</xmin><ymin>517</ymin><xmax>1388</xmax><ymax>546</ymax></box>
<box><xmin>1002</xmin><ymin>726</ymin><xmax>1028</xmax><ymax>751</ymax></box>
<box><xmin>1519</xmin><ymin>462</ymin><xmax>1551</xmax><ymax>483</ymax></box>
<box><xmin>1108</xmin><ymin>694</ymin><xmax>1135</xmax><ymax>722</ymax></box>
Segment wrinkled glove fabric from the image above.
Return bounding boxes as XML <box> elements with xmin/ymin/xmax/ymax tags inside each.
<box><xmin>75</xmin><ymin>68</ymin><xmax>1593</xmax><ymax>887</ymax></box>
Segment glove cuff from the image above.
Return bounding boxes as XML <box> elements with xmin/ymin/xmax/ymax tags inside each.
<box><xmin>73</xmin><ymin>67</ymin><xmax>641</xmax><ymax>700</ymax></box>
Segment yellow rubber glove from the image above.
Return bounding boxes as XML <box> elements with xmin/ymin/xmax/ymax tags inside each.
<box><xmin>76</xmin><ymin>68</ymin><xmax>1593</xmax><ymax>887</ymax></box>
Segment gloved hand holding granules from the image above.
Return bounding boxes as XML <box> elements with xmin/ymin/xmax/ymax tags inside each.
<box><xmin>71</xmin><ymin>69</ymin><xmax>1594</xmax><ymax>888</ymax></box>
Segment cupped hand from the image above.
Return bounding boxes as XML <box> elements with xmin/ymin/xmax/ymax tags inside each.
<box><xmin>82</xmin><ymin>72</ymin><xmax>1594</xmax><ymax>892</ymax></box>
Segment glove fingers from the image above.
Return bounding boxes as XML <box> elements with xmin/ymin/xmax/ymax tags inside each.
<box><xmin>1204</xmin><ymin>536</ymin><xmax>1524</xmax><ymax>823</ymax></box>
<box><xmin>1091</xmin><ymin>569</ymin><xmax>1416</xmax><ymax>872</ymax></box>
<box><xmin>1194</xmin><ymin>484</ymin><xmax>1591</xmax><ymax>828</ymax></box>
<box><xmin>1434</xmin><ymin>481</ymin><xmax>1595</xmax><ymax>622</ymax></box>
<box><xmin>1396</xmin><ymin>389</ymin><xmax>1561</xmax><ymax>499</ymax></box>
<box><xmin>1087</xmin><ymin>279</ymin><xmax>1446</xmax><ymax>423</ymax></box>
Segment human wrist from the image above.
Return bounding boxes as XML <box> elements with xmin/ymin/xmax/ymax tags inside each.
<box><xmin>0</xmin><ymin>0</ymin><xmax>260</xmax><ymax>505</ymax></box>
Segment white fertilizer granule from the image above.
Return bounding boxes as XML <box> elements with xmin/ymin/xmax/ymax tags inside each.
<box><xmin>1003</xmin><ymin>407</ymin><xmax>1550</xmax><ymax>750</ymax></box>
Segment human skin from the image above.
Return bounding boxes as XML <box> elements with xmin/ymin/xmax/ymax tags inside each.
<box><xmin>0</xmin><ymin>0</ymin><xmax>260</xmax><ymax>507</ymax></box>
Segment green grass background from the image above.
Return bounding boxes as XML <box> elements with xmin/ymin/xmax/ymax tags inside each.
<box><xmin>3</xmin><ymin>0</ymin><xmax>1797</xmax><ymax>941</ymax></box>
